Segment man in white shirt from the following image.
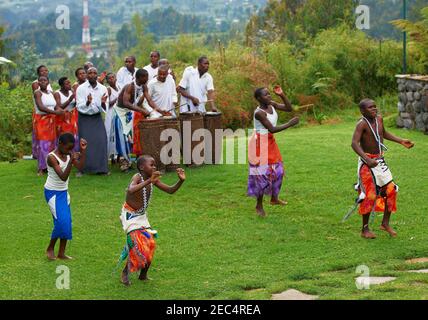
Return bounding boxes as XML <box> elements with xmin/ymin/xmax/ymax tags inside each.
<box><xmin>178</xmin><ymin>56</ymin><xmax>217</xmax><ymax>113</ymax></box>
<box><xmin>146</xmin><ymin>65</ymin><xmax>178</xmax><ymax>117</ymax></box>
<box><xmin>116</xmin><ymin>56</ymin><xmax>138</xmax><ymax>91</ymax></box>
<box><xmin>76</xmin><ymin>67</ymin><xmax>110</xmax><ymax>175</ymax></box>
<box><xmin>159</xmin><ymin>58</ymin><xmax>176</xmax><ymax>81</ymax></box>
<box><xmin>143</xmin><ymin>51</ymin><xmax>160</xmax><ymax>81</ymax></box>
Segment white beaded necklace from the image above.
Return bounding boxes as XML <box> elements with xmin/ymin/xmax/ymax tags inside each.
<box><xmin>139</xmin><ymin>174</ymin><xmax>153</xmax><ymax>215</ymax></box>
<box><xmin>362</xmin><ymin>116</ymin><xmax>388</xmax><ymax>154</ymax></box>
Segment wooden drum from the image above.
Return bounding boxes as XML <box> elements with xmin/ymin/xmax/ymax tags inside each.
<box><xmin>138</xmin><ymin>118</ymin><xmax>166</xmax><ymax>172</ymax></box>
<box><xmin>203</xmin><ymin>112</ymin><xmax>223</xmax><ymax>165</ymax></box>
<box><xmin>179</xmin><ymin>112</ymin><xmax>205</xmax><ymax>166</ymax></box>
<box><xmin>160</xmin><ymin>117</ymin><xmax>181</xmax><ymax>172</ymax></box>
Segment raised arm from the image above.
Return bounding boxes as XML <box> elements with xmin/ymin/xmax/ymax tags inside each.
<box><xmin>72</xmin><ymin>139</ymin><xmax>87</xmax><ymax>171</ymax></box>
<box><xmin>154</xmin><ymin>168</ymin><xmax>185</xmax><ymax>194</ymax></box>
<box><xmin>271</xmin><ymin>86</ymin><xmax>293</xmax><ymax>112</ymax></box>
<box><xmin>47</xmin><ymin>154</ymin><xmax>73</xmax><ymax>182</ymax></box>
<box><xmin>128</xmin><ymin>174</ymin><xmax>153</xmax><ymax>194</ymax></box>
<box><xmin>255</xmin><ymin>111</ymin><xmax>299</xmax><ymax>134</ymax></box>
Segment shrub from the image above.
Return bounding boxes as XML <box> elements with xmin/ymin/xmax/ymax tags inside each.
<box><xmin>0</xmin><ymin>83</ymin><xmax>33</xmax><ymax>160</ymax></box>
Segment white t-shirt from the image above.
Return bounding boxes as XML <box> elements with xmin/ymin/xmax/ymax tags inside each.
<box><xmin>116</xmin><ymin>66</ymin><xmax>138</xmax><ymax>91</ymax></box>
<box><xmin>178</xmin><ymin>66</ymin><xmax>214</xmax><ymax>113</ymax></box>
<box><xmin>146</xmin><ymin>75</ymin><xmax>178</xmax><ymax>115</ymax></box>
<box><xmin>143</xmin><ymin>64</ymin><xmax>158</xmax><ymax>81</ymax></box>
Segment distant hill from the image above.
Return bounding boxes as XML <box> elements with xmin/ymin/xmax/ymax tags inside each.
<box><xmin>0</xmin><ymin>0</ymin><xmax>267</xmax><ymax>28</ymax></box>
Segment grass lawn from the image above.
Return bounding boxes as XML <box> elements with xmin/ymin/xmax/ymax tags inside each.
<box><xmin>0</xmin><ymin>121</ymin><xmax>427</xmax><ymax>300</ymax></box>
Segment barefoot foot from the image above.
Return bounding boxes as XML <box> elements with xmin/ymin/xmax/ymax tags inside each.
<box><xmin>46</xmin><ymin>250</ymin><xmax>56</xmax><ymax>261</ymax></box>
<box><xmin>138</xmin><ymin>274</ymin><xmax>152</xmax><ymax>281</ymax></box>
<box><xmin>361</xmin><ymin>230</ymin><xmax>377</xmax><ymax>239</ymax></box>
<box><xmin>121</xmin><ymin>271</ymin><xmax>131</xmax><ymax>287</ymax></box>
<box><xmin>270</xmin><ymin>199</ymin><xmax>288</xmax><ymax>206</ymax></box>
<box><xmin>380</xmin><ymin>225</ymin><xmax>397</xmax><ymax>237</ymax></box>
<box><xmin>57</xmin><ymin>255</ymin><xmax>73</xmax><ymax>260</ymax></box>
<box><xmin>256</xmin><ymin>207</ymin><xmax>266</xmax><ymax>217</ymax></box>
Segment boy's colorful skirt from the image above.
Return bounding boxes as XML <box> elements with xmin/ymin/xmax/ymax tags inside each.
<box><xmin>127</xmin><ymin>228</ymin><xmax>156</xmax><ymax>273</ymax></box>
<box><xmin>356</xmin><ymin>154</ymin><xmax>398</xmax><ymax>216</ymax></box>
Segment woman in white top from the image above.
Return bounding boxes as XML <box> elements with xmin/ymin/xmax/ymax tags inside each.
<box><xmin>247</xmin><ymin>86</ymin><xmax>299</xmax><ymax>217</ymax></box>
<box><xmin>31</xmin><ymin>65</ymin><xmax>53</xmax><ymax>159</ymax></box>
<box><xmin>33</xmin><ymin>76</ymin><xmax>64</xmax><ymax>175</ymax></box>
<box><xmin>44</xmin><ymin>133</ymin><xmax>87</xmax><ymax>260</ymax></box>
<box><xmin>54</xmin><ymin>77</ymin><xmax>79</xmax><ymax>152</ymax></box>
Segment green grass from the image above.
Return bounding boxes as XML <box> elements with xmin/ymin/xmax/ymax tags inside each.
<box><xmin>0</xmin><ymin>121</ymin><xmax>427</xmax><ymax>300</ymax></box>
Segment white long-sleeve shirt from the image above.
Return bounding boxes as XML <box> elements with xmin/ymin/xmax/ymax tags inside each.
<box><xmin>76</xmin><ymin>80</ymin><xmax>109</xmax><ymax>115</ymax></box>
<box><xmin>116</xmin><ymin>66</ymin><xmax>138</xmax><ymax>91</ymax></box>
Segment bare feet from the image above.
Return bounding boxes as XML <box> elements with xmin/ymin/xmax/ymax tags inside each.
<box><xmin>380</xmin><ymin>225</ymin><xmax>397</xmax><ymax>237</ymax></box>
<box><xmin>46</xmin><ymin>249</ymin><xmax>56</xmax><ymax>261</ymax></box>
<box><xmin>361</xmin><ymin>230</ymin><xmax>377</xmax><ymax>239</ymax></box>
<box><xmin>57</xmin><ymin>255</ymin><xmax>73</xmax><ymax>260</ymax></box>
<box><xmin>256</xmin><ymin>207</ymin><xmax>266</xmax><ymax>217</ymax></box>
<box><xmin>270</xmin><ymin>199</ymin><xmax>288</xmax><ymax>206</ymax></box>
<box><xmin>121</xmin><ymin>271</ymin><xmax>130</xmax><ymax>286</ymax></box>
<box><xmin>138</xmin><ymin>270</ymin><xmax>150</xmax><ymax>281</ymax></box>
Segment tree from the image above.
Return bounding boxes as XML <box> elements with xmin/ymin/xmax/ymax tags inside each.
<box><xmin>0</xmin><ymin>25</ymin><xmax>15</xmax><ymax>83</ymax></box>
<box><xmin>16</xmin><ymin>42</ymin><xmax>40</xmax><ymax>82</ymax></box>
<box><xmin>299</xmin><ymin>0</ymin><xmax>358</xmax><ymax>36</ymax></box>
<box><xmin>245</xmin><ymin>0</ymin><xmax>358</xmax><ymax>48</ymax></box>
<box><xmin>392</xmin><ymin>6</ymin><xmax>428</xmax><ymax>71</ymax></box>
<box><xmin>116</xmin><ymin>23</ymin><xmax>137</xmax><ymax>55</ymax></box>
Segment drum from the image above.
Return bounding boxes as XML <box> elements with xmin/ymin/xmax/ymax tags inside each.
<box><xmin>160</xmin><ymin>117</ymin><xmax>181</xmax><ymax>172</ymax></box>
<box><xmin>138</xmin><ymin>119</ymin><xmax>166</xmax><ymax>172</ymax></box>
<box><xmin>179</xmin><ymin>112</ymin><xmax>205</xmax><ymax>166</ymax></box>
<box><xmin>203</xmin><ymin>112</ymin><xmax>223</xmax><ymax>165</ymax></box>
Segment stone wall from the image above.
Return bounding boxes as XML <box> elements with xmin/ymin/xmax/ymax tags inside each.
<box><xmin>396</xmin><ymin>75</ymin><xmax>428</xmax><ymax>133</ymax></box>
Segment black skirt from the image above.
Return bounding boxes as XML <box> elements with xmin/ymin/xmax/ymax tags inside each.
<box><xmin>78</xmin><ymin>112</ymin><xmax>108</xmax><ymax>174</ymax></box>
